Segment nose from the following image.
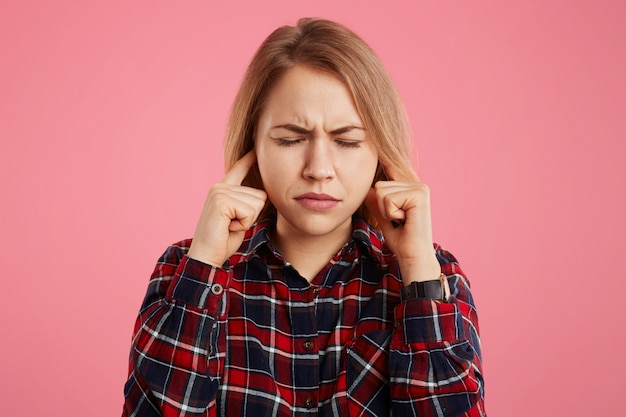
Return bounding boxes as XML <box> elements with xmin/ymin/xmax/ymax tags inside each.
<box><xmin>302</xmin><ymin>138</ymin><xmax>335</xmax><ymax>181</ymax></box>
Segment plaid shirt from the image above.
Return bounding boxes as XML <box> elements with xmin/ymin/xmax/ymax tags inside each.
<box><xmin>123</xmin><ymin>218</ymin><xmax>485</xmax><ymax>416</ymax></box>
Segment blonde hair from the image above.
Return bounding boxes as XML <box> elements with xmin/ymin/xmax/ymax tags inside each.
<box><xmin>224</xmin><ymin>17</ymin><xmax>416</xmax><ymax>226</ymax></box>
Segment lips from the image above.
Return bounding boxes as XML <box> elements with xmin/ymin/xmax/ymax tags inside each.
<box><xmin>294</xmin><ymin>192</ymin><xmax>340</xmax><ymax>210</ymax></box>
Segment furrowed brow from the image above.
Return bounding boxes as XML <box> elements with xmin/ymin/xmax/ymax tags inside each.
<box><xmin>270</xmin><ymin>124</ymin><xmax>311</xmax><ymax>134</ymax></box>
<box><xmin>329</xmin><ymin>126</ymin><xmax>365</xmax><ymax>135</ymax></box>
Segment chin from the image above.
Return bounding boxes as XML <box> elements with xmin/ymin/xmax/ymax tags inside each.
<box><xmin>280</xmin><ymin>212</ymin><xmax>353</xmax><ymax>237</ymax></box>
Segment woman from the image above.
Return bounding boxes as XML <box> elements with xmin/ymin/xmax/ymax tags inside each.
<box><xmin>123</xmin><ymin>18</ymin><xmax>485</xmax><ymax>417</ymax></box>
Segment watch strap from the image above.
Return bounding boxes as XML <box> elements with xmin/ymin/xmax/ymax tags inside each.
<box><xmin>401</xmin><ymin>273</ymin><xmax>449</xmax><ymax>302</ymax></box>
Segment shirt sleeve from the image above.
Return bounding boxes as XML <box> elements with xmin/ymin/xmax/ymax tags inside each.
<box><xmin>389</xmin><ymin>245</ymin><xmax>486</xmax><ymax>417</ymax></box>
<box><xmin>122</xmin><ymin>241</ymin><xmax>230</xmax><ymax>417</ymax></box>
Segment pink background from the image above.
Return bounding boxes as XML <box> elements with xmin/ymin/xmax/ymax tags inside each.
<box><xmin>1</xmin><ymin>1</ymin><xmax>624</xmax><ymax>415</ymax></box>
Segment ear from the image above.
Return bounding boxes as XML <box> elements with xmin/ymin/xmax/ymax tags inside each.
<box><xmin>373</xmin><ymin>162</ymin><xmax>386</xmax><ymax>185</ymax></box>
<box><xmin>243</xmin><ymin>159</ymin><xmax>264</xmax><ymax>191</ymax></box>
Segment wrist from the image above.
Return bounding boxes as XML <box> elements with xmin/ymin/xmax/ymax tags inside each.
<box><xmin>397</xmin><ymin>254</ymin><xmax>441</xmax><ymax>284</ymax></box>
<box><xmin>188</xmin><ymin>242</ymin><xmax>226</xmax><ymax>268</ymax></box>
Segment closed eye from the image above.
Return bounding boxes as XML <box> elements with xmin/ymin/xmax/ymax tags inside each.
<box><xmin>275</xmin><ymin>137</ymin><xmax>305</xmax><ymax>147</ymax></box>
<box><xmin>335</xmin><ymin>139</ymin><xmax>361</xmax><ymax>148</ymax></box>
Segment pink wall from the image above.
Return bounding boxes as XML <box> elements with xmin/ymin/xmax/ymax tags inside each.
<box><xmin>1</xmin><ymin>1</ymin><xmax>624</xmax><ymax>415</ymax></box>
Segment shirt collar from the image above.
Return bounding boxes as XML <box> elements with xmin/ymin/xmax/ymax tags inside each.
<box><xmin>227</xmin><ymin>216</ymin><xmax>392</xmax><ymax>267</ymax></box>
<box><xmin>350</xmin><ymin>217</ymin><xmax>394</xmax><ymax>266</ymax></box>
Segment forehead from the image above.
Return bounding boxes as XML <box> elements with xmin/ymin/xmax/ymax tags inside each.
<box><xmin>260</xmin><ymin>65</ymin><xmax>363</xmax><ymax>127</ymax></box>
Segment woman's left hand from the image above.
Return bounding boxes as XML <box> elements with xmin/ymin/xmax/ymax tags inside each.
<box><xmin>365</xmin><ymin>165</ymin><xmax>441</xmax><ymax>285</ymax></box>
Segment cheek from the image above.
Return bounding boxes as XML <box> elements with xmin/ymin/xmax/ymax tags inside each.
<box><xmin>346</xmin><ymin>150</ymin><xmax>378</xmax><ymax>184</ymax></box>
<box><xmin>338</xmin><ymin>161</ymin><xmax>377</xmax><ymax>204</ymax></box>
<box><xmin>256</xmin><ymin>158</ymin><xmax>274</xmax><ymax>192</ymax></box>
<box><xmin>256</xmin><ymin>147</ymin><xmax>291</xmax><ymax>197</ymax></box>
<box><xmin>255</xmin><ymin>142</ymin><xmax>273</xmax><ymax>183</ymax></box>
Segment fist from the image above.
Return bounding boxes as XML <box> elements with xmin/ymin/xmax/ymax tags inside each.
<box><xmin>187</xmin><ymin>151</ymin><xmax>267</xmax><ymax>267</ymax></box>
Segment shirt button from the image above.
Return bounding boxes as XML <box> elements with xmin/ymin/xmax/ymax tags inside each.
<box><xmin>302</xmin><ymin>340</ymin><xmax>315</xmax><ymax>351</ymax></box>
<box><xmin>312</xmin><ymin>287</ymin><xmax>320</xmax><ymax>295</ymax></box>
<box><xmin>304</xmin><ymin>396</ymin><xmax>316</xmax><ymax>408</ymax></box>
<box><xmin>211</xmin><ymin>283</ymin><xmax>223</xmax><ymax>295</ymax></box>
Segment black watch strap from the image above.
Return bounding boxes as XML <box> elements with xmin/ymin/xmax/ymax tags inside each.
<box><xmin>401</xmin><ymin>275</ymin><xmax>448</xmax><ymax>301</ymax></box>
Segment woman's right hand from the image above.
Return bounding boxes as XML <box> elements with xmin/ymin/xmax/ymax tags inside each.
<box><xmin>187</xmin><ymin>151</ymin><xmax>267</xmax><ymax>267</ymax></box>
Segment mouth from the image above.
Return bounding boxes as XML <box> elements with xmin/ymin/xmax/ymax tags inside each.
<box><xmin>294</xmin><ymin>192</ymin><xmax>340</xmax><ymax>210</ymax></box>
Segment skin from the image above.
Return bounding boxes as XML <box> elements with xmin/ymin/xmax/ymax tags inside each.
<box><xmin>188</xmin><ymin>65</ymin><xmax>440</xmax><ymax>285</ymax></box>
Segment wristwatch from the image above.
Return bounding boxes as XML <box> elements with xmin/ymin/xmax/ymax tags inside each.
<box><xmin>401</xmin><ymin>273</ymin><xmax>450</xmax><ymax>302</ymax></box>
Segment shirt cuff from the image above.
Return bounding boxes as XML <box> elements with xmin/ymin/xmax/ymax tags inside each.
<box><xmin>166</xmin><ymin>255</ymin><xmax>231</xmax><ymax>311</ymax></box>
<box><xmin>393</xmin><ymin>297</ymin><xmax>465</xmax><ymax>344</ymax></box>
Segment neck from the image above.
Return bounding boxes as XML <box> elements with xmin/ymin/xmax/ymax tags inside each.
<box><xmin>273</xmin><ymin>217</ymin><xmax>352</xmax><ymax>282</ymax></box>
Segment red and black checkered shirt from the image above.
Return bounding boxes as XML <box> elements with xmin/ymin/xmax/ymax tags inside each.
<box><xmin>123</xmin><ymin>218</ymin><xmax>485</xmax><ymax>416</ymax></box>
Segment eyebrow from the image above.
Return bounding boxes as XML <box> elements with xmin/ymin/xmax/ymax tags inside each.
<box><xmin>270</xmin><ymin>124</ymin><xmax>365</xmax><ymax>135</ymax></box>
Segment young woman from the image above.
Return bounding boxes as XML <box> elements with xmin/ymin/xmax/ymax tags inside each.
<box><xmin>123</xmin><ymin>18</ymin><xmax>485</xmax><ymax>417</ymax></box>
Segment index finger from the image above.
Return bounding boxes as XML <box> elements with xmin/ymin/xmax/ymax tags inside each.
<box><xmin>223</xmin><ymin>150</ymin><xmax>257</xmax><ymax>186</ymax></box>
